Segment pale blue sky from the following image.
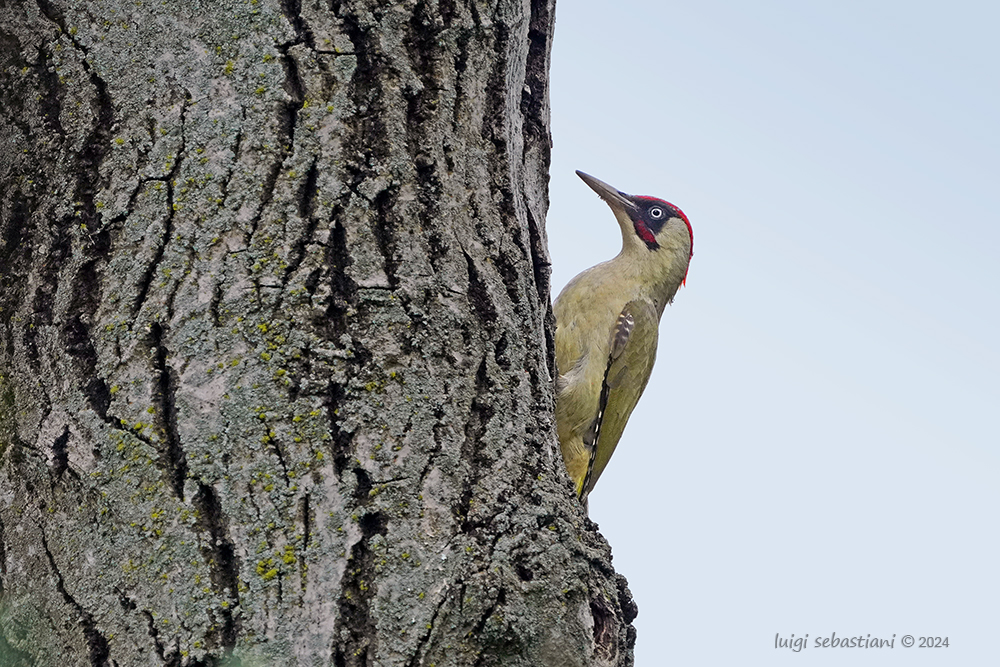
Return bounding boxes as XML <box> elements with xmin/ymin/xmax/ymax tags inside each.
<box><xmin>547</xmin><ymin>1</ymin><xmax>999</xmax><ymax>664</ymax></box>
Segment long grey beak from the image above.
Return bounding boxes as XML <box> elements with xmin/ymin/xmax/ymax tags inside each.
<box><xmin>576</xmin><ymin>170</ymin><xmax>637</xmax><ymax>212</ymax></box>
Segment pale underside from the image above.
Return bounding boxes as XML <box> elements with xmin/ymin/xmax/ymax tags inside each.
<box><xmin>554</xmin><ymin>263</ymin><xmax>659</xmax><ymax>497</ymax></box>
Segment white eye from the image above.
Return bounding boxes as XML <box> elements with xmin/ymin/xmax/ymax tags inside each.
<box><xmin>649</xmin><ymin>207</ymin><xmax>665</xmax><ymax>220</ymax></box>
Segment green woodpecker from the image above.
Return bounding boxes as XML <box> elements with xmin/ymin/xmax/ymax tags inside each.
<box><xmin>554</xmin><ymin>171</ymin><xmax>693</xmax><ymax>500</ymax></box>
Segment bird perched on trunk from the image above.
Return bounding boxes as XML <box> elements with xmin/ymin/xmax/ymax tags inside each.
<box><xmin>554</xmin><ymin>171</ymin><xmax>693</xmax><ymax>501</ymax></box>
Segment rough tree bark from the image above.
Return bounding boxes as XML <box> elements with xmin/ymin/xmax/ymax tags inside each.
<box><xmin>0</xmin><ymin>1</ymin><xmax>637</xmax><ymax>665</ymax></box>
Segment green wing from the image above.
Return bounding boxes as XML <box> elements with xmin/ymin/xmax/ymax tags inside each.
<box><xmin>581</xmin><ymin>299</ymin><xmax>659</xmax><ymax>496</ymax></box>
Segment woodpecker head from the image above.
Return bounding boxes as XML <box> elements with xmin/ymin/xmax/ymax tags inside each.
<box><xmin>576</xmin><ymin>170</ymin><xmax>693</xmax><ymax>282</ymax></box>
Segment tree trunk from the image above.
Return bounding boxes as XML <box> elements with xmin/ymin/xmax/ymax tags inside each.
<box><xmin>0</xmin><ymin>1</ymin><xmax>636</xmax><ymax>665</ymax></box>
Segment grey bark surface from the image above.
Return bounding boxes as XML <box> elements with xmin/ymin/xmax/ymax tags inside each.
<box><xmin>0</xmin><ymin>1</ymin><xmax>637</xmax><ymax>666</ymax></box>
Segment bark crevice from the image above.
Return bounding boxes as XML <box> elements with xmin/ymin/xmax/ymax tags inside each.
<box><xmin>40</xmin><ymin>531</ymin><xmax>111</xmax><ymax>667</ymax></box>
<box><xmin>150</xmin><ymin>322</ymin><xmax>187</xmax><ymax>500</ymax></box>
<box><xmin>191</xmin><ymin>482</ymin><xmax>240</xmax><ymax>652</ymax></box>
<box><xmin>132</xmin><ymin>109</ymin><xmax>186</xmax><ymax>319</ymax></box>
<box><xmin>49</xmin><ymin>425</ymin><xmax>69</xmax><ymax>480</ymax></box>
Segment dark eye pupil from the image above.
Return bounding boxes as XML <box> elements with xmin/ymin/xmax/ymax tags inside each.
<box><xmin>650</xmin><ymin>207</ymin><xmax>663</xmax><ymax>219</ymax></box>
